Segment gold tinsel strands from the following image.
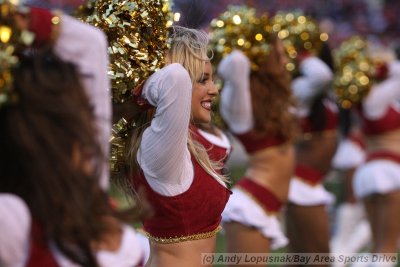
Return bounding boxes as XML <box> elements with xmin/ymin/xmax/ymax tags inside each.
<box><xmin>209</xmin><ymin>5</ymin><xmax>271</xmax><ymax>71</ymax></box>
<box><xmin>109</xmin><ymin>117</ymin><xmax>135</xmax><ymax>175</ymax></box>
<box><xmin>78</xmin><ymin>0</ymin><xmax>173</xmax><ymax>177</ymax></box>
<box><xmin>82</xmin><ymin>0</ymin><xmax>173</xmax><ymax>104</ymax></box>
<box><xmin>333</xmin><ymin>36</ymin><xmax>374</xmax><ymax>109</ymax></box>
<box><xmin>270</xmin><ymin>11</ymin><xmax>328</xmax><ymax>74</ymax></box>
<box><xmin>0</xmin><ymin>0</ymin><xmax>29</xmax><ymax>107</ymax></box>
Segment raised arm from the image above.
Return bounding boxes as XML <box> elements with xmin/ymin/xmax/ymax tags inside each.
<box><xmin>363</xmin><ymin>61</ymin><xmax>400</xmax><ymax>119</ymax></box>
<box><xmin>53</xmin><ymin>14</ymin><xmax>111</xmax><ymax>189</ymax></box>
<box><xmin>138</xmin><ymin>63</ymin><xmax>193</xmax><ymax>195</ymax></box>
<box><xmin>291</xmin><ymin>56</ymin><xmax>333</xmax><ymax>108</ymax></box>
<box><xmin>218</xmin><ymin>50</ymin><xmax>253</xmax><ymax>134</ymax></box>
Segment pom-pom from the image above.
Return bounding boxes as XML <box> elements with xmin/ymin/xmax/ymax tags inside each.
<box><xmin>77</xmin><ymin>0</ymin><xmax>174</xmax><ymax>178</ymax></box>
<box><xmin>270</xmin><ymin>11</ymin><xmax>327</xmax><ymax>74</ymax></box>
<box><xmin>333</xmin><ymin>36</ymin><xmax>374</xmax><ymax>109</ymax></box>
<box><xmin>209</xmin><ymin>5</ymin><xmax>271</xmax><ymax>71</ymax></box>
<box><xmin>0</xmin><ymin>0</ymin><xmax>29</xmax><ymax>106</ymax></box>
<box><xmin>81</xmin><ymin>0</ymin><xmax>174</xmax><ymax>104</ymax></box>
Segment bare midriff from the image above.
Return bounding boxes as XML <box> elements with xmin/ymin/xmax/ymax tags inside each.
<box><xmin>367</xmin><ymin>128</ymin><xmax>400</xmax><ymax>154</ymax></box>
<box><xmin>296</xmin><ymin>130</ymin><xmax>338</xmax><ymax>175</ymax></box>
<box><xmin>145</xmin><ymin>236</ymin><xmax>216</xmax><ymax>267</ymax></box>
<box><xmin>245</xmin><ymin>142</ymin><xmax>295</xmax><ymax>202</ymax></box>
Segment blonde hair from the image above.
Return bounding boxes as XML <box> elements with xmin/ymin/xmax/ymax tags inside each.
<box><xmin>127</xmin><ymin>26</ymin><xmax>228</xmax><ymax>184</ymax></box>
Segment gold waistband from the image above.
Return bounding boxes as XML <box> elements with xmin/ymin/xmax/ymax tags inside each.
<box><xmin>137</xmin><ymin>226</ymin><xmax>221</xmax><ymax>244</ymax></box>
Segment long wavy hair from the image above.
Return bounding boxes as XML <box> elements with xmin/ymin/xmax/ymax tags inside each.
<box><xmin>126</xmin><ymin>26</ymin><xmax>227</xmax><ymax>184</ymax></box>
<box><xmin>0</xmin><ymin>50</ymin><xmax>116</xmax><ymax>267</ymax></box>
<box><xmin>250</xmin><ymin>34</ymin><xmax>299</xmax><ymax>141</ymax></box>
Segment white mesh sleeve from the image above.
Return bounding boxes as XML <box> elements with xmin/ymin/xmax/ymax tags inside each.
<box><xmin>54</xmin><ymin>14</ymin><xmax>112</xmax><ymax>190</ymax></box>
<box><xmin>138</xmin><ymin>63</ymin><xmax>193</xmax><ymax>196</ymax></box>
<box><xmin>0</xmin><ymin>194</ymin><xmax>31</xmax><ymax>267</ymax></box>
<box><xmin>292</xmin><ymin>57</ymin><xmax>333</xmax><ymax>108</ymax></box>
<box><xmin>363</xmin><ymin>61</ymin><xmax>400</xmax><ymax>119</ymax></box>
<box><xmin>218</xmin><ymin>50</ymin><xmax>253</xmax><ymax>134</ymax></box>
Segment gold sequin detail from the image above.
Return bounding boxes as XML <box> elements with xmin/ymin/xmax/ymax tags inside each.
<box><xmin>138</xmin><ymin>226</ymin><xmax>221</xmax><ymax>244</ymax></box>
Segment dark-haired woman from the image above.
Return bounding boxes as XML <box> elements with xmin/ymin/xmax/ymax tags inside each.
<box><xmin>285</xmin><ymin>51</ymin><xmax>337</xmax><ymax>261</ymax></box>
<box><xmin>218</xmin><ymin>35</ymin><xmax>299</xmax><ymax>261</ymax></box>
<box><xmin>0</xmin><ymin>50</ymin><xmax>143</xmax><ymax>267</ymax></box>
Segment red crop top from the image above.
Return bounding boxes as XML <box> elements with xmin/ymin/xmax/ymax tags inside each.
<box><xmin>234</xmin><ymin>131</ymin><xmax>286</xmax><ymax>154</ymax></box>
<box><xmin>132</xmin><ymin>157</ymin><xmax>231</xmax><ymax>244</ymax></box>
<box><xmin>359</xmin><ymin>105</ymin><xmax>400</xmax><ymax>135</ymax></box>
<box><xmin>300</xmin><ymin>100</ymin><xmax>339</xmax><ymax>134</ymax></box>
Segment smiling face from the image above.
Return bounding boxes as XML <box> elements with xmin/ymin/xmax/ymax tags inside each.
<box><xmin>191</xmin><ymin>61</ymin><xmax>218</xmax><ymax>123</ymax></box>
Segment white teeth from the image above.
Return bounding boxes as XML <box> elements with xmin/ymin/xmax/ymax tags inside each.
<box><xmin>201</xmin><ymin>102</ymin><xmax>211</xmax><ymax>109</ymax></box>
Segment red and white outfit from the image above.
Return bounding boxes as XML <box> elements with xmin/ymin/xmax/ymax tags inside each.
<box><xmin>218</xmin><ymin>50</ymin><xmax>289</xmax><ymax>249</ymax></box>
<box><xmin>331</xmin><ymin>133</ymin><xmax>371</xmax><ymax>256</ymax></box>
<box><xmin>132</xmin><ymin>64</ymin><xmax>230</xmax><ymax>243</ymax></box>
<box><xmin>191</xmin><ymin>125</ymin><xmax>232</xmax><ymax>168</ymax></box>
<box><xmin>289</xmin><ymin>56</ymin><xmax>337</xmax><ymax>206</ymax></box>
<box><xmin>353</xmin><ymin>60</ymin><xmax>400</xmax><ymax>199</ymax></box>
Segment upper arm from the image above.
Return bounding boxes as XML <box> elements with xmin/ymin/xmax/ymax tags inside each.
<box><xmin>218</xmin><ymin>51</ymin><xmax>254</xmax><ymax>134</ymax></box>
<box><xmin>292</xmin><ymin>57</ymin><xmax>333</xmax><ymax>107</ymax></box>
<box><xmin>138</xmin><ymin>64</ymin><xmax>193</xmax><ymax>189</ymax></box>
<box><xmin>54</xmin><ymin>14</ymin><xmax>111</xmax><ymax>189</ymax></box>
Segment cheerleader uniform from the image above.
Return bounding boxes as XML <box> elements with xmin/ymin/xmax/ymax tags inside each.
<box><xmin>191</xmin><ymin>125</ymin><xmax>232</xmax><ymax>168</ymax></box>
<box><xmin>132</xmin><ymin>64</ymin><xmax>230</xmax><ymax>244</ymax></box>
<box><xmin>353</xmin><ymin>60</ymin><xmax>400</xmax><ymax>199</ymax></box>
<box><xmin>288</xmin><ymin>56</ymin><xmax>337</xmax><ymax>206</ymax></box>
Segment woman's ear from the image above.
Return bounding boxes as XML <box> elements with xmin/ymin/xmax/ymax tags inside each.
<box><xmin>72</xmin><ymin>143</ymin><xmax>94</xmax><ymax>176</ymax></box>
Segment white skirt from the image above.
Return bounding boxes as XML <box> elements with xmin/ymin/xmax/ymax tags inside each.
<box><xmin>288</xmin><ymin>177</ymin><xmax>335</xmax><ymax>206</ymax></box>
<box><xmin>353</xmin><ymin>159</ymin><xmax>400</xmax><ymax>199</ymax></box>
<box><xmin>222</xmin><ymin>188</ymin><xmax>288</xmax><ymax>250</ymax></box>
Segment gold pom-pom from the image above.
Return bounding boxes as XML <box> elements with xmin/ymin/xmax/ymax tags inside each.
<box><xmin>333</xmin><ymin>36</ymin><xmax>375</xmax><ymax>109</ymax></box>
<box><xmin>0</xmin><ymin>0</ymin><xmax>26</xmax><ymax>106</ymax></box>
<box><xmin>270</xmin><ymin>11</ymin><xmax>327</xmax><ymax>74</ymax></box>
<box><xmin>82</xmin><ymin>0</ymin><xmax>174</xmax><ymax>104</ymax></box>
<box><xmin>209</xmin><ymin>5</ymin><xmax>271</xmax><ymax>71</ymax></box>
<box><xmin>77</xmin><ymin>0</ymin><xmax>174</xmax><ymax>178</ymax></box>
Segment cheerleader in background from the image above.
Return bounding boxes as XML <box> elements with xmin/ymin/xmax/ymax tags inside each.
<box><xmin>213</xmin><ymin>6</ymin><xmax>299</xmax><ymax>261</ymax></box>
<box><xmin>0</xmin><ymin>50</ymin><xmax>143</xmax><ymax>267</ymax></box>
<box><xmin>285</xmin><ymin>41</ymin><xmax>338</xmax><ymax>260</ymax></box>
<box><xmin>351</xmin><ymin>44</ymin><xmax>400</xmax><ymax>256</ymax></box>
